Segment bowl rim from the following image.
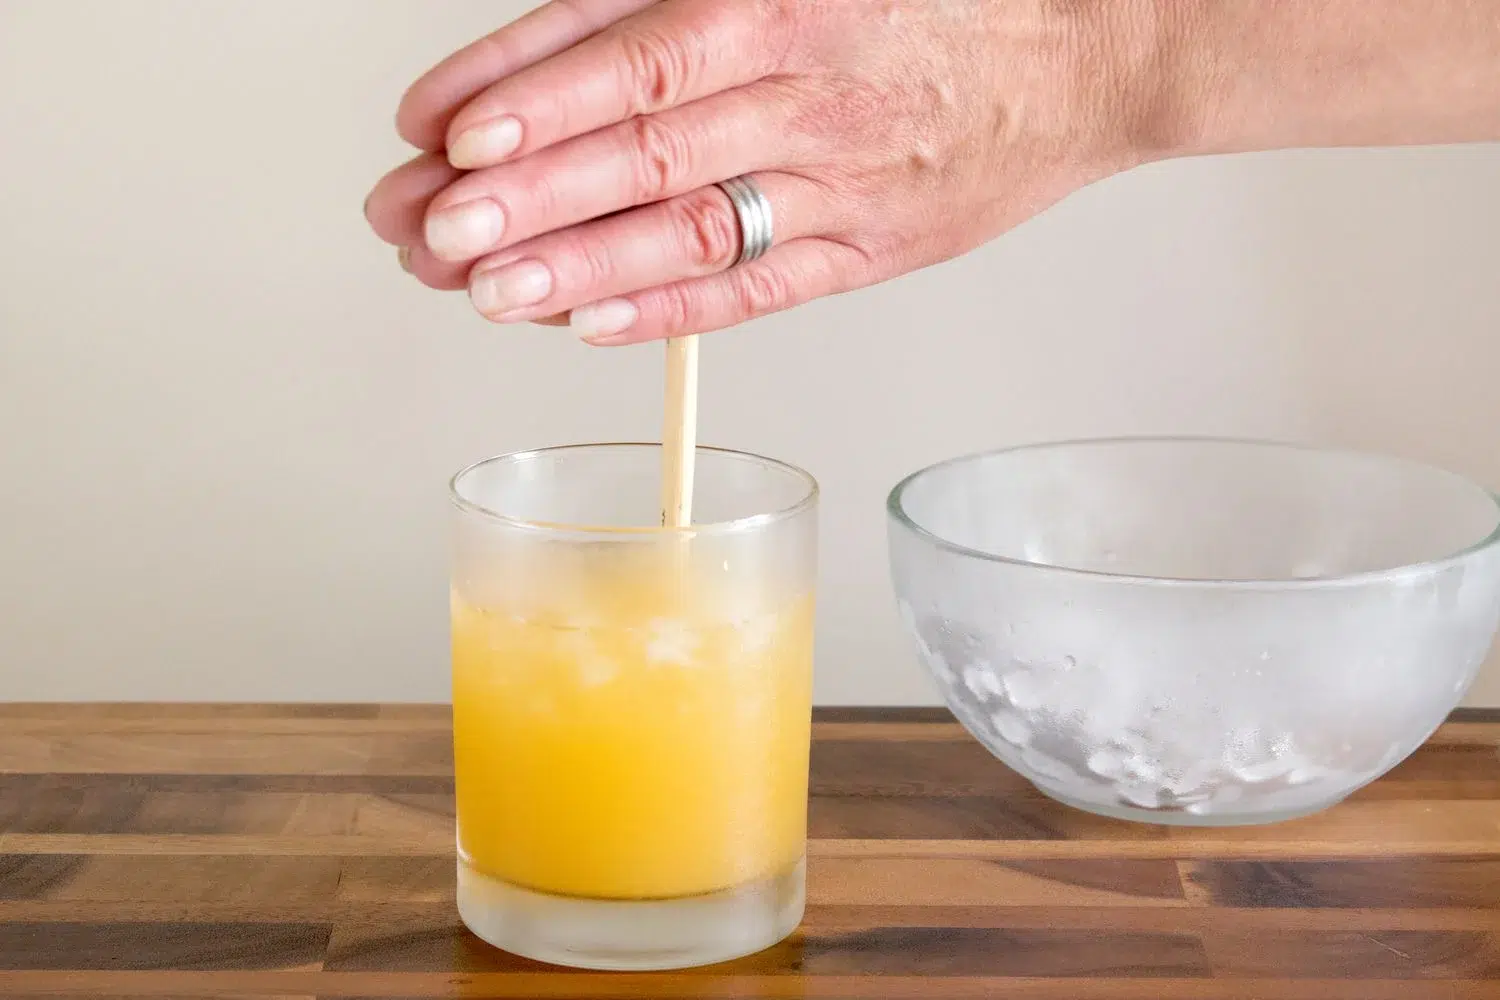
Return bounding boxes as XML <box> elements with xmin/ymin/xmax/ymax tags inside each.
<box><xmin>886</xmin><ymin>435</ymin><xmax>1500</xmax><ymax>590</ymax></box>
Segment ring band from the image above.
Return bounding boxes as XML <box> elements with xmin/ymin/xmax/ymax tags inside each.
<box><xmin>715</xmin><ymin>175</ymin><xmax>774</xmax><ymax>266</ymax></box>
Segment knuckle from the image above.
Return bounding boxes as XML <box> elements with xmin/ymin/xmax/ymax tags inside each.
<box><xmin>512</xmin><ymin>170</ymin><xmax>560</xmax><ymax>227</ymax></box>
<box><xmin>734</xmin><ymin>262</ymin><xmax>793</xmax><ymax>316</ymax></box>
<box><xmin>669</xmin><ymin>191</ymin><xmax>741</xmax><ymax>271</ymax></box>
<box><xmin>752</xmin><ymin>0</ymin><xmax>800</xmax><ymax>66</ymax></box>
<box><xmin>625</xmin><ymin>115</ymin><xmax>693</xmax><ymax>201</ymax></box>
<box><xmin>472</xmin><ymin>29</ymin><xmax>521</xmax><ymax>72</ymax></box>
<box><xmin>652</xmin><ymin>282</ymin><xmax>698</xmax><ymax>337</ymax></box>
<box><xmin>842</xmin><ymin>242</ymin><xmax>883</xmax><ymax>285</ymax></box>
<box><xmin>617</xmin><ymin>28</ymin><xmax>695</xmax><ymax>114</ymax></box>
<box><xmin>564</xmin><ymin>231</ymin><xmax>617</xmax><ymax>288</ymax></box>
<box><xmin>547</xmin><ymin>0</ymin><xmax>588</xmax><ymax>31</ymax></box>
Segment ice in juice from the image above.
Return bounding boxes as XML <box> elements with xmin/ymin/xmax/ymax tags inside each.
<box><xmin>451</xmin><ymin>568</ymin><xmax>814</xmax><ymax>901</ymax></box>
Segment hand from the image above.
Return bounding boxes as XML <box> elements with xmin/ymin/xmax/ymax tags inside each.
<box><xmin>365</xmin><ymin>0</ymin><xmax>1173</xmax><ymax>345</ymax></box>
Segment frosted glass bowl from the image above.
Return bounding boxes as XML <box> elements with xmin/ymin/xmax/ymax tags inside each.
<box><xmin>887</xmin><ymin>438</ymin><xmax>1500</xmax><ymax>825</ymax></box>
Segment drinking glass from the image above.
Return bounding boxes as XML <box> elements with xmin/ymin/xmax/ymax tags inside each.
<box><xmin>449</xmin><ymin>443</ymin><xmax>818</xmax><ymax>970</ymax></box>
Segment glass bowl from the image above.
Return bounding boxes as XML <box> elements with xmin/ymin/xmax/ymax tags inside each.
<box><xmin>886</xmin><ymin>437</ymin><xmax>1500</xmax><ymax>826</ymax></box>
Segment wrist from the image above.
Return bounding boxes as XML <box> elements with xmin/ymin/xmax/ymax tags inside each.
<box><xmin>1150</xmin><ymin>0</ymin><xmax>1291</xmax><ymax>158</ymax></box>
<box><xmin>1148</xmin><ymin>0</ymin><xmax>1500</xmax><ymax>158</ymax></box>
<box><xmin>1064</xmin><ymin>0</ymin><xmax>1209</xmax><ymax>171</ymax></box>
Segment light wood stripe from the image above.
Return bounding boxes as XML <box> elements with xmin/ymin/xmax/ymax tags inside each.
<box><xmin>0</xmin><ymin>972</ymin><xmax>1494</xmax><ymax>999</ymax></box>
<box><xmin>0</xmin><ymin>733</ymin><xmax>453</xmax><ymax>776</ymax></box>
<box><xmin>0</xmin><ymin>703</ymin><xmax>450</xmax><ymax>720</ymax></box>
<box><xmin>0</xmin><ymin>718</ymin><xmax>454</xmax><ymax>736</ymax></box>
<box><xmin>0</xmin><ymin>703</ymin><xmax>1490</xmax><ymax>733</ymax></box>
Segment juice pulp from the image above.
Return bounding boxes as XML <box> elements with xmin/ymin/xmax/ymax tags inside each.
<box><xmin>451</xmin><ymin>574</ymin><xmax>814</xmax><ymax>901</ymax></box>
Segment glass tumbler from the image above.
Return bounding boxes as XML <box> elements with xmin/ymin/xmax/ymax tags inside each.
<box><xmin>449</xmin><ymin>443</ymin><xmax>818</xmax><ymax>970</ymax></box>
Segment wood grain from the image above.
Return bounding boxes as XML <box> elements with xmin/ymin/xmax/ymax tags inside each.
<box><xmin>0</xmin><ymin>704</ymin><xmax>1495</xmax><ymax>998</ymax></box>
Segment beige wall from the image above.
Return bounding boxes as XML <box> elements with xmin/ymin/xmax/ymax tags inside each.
<box><xmin>2</xmin><ymin>0</ymin><xmax>1499</xmax><ymax>704</ymax></box>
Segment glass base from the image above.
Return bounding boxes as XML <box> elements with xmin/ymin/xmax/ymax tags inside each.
<box><xmin>1035</xmin><ymin>785</ymin><xmax>1342</xmax><ymax>827</ymax></box>
<box><xmin>456</xmin><ymin>856</ymin><xmax>806</xmax><ymax>971</ymax></box>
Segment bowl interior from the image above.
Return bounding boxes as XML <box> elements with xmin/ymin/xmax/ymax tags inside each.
<box><xmin>892</xmin><ymin>438</ymin><xmax>1500</xmax><ymax>582</ymax></box>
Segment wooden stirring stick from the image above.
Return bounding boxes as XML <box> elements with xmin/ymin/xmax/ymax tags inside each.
<box><xmin>660</xmin><ymin>334</ymin><xmax>700</xmax><ymax>528</ymax></box>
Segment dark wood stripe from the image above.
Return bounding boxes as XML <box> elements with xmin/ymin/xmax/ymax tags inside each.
<box><xmin>0</xmin><ymin>783</ymin><xmax>147</xmax><ymax>835</ymax></box>
<box><xmin>0</xmin><ymin>856</ymin><xmax>84</xmax><ymax>900</ymax></box>
<box><xmin>812</xmin><ymin>707</ymin><xmax>957</xmax><ymax>723</ymax></box>
<box><xmin>1376</xmin><ymin>744</ymin><xmax>1500</xmax><ymax>783</ymax></box>
<box><xmin>1203</xmin><ymin>930</ymin><xmax>1500</xmax><ymax>979</ymax></box>
<box><xmin>1</xmin><ymin>703</ymin><xmax>1493</xmax><ymax>724</ymax></box>
<box><xmin>0</xmin><ymin>921</ymin><xmax>330</xmax><ymax>971</ymax></box>
<box><xmin>1185</xmin><ymin>859</ymin><xmax>1500</xmax><ymax>909</ymax></box>
<box><xmin>800</xmin><ymin>904</ymin><xmax>1500</xmax><ymax>933</ymax></box>
<box><xmin>325</xmin><ymin>915</ymin><xmax>541</xmax><ymax>973</ymax></box>
<box><xmin>3</xmin><ymin>900</ymin><xmax>1497</xmax><ymax>933</ymax></box>
<box><xmin>766</xmin><ymin>927</ymin><xmax>1210</xmax><ymax>978</ymax></box>
<box><xmin>809</xmin><ymin>793</ymin><xmax>1167</xmax><ymax>841</ymax></box>
<box><xmin>1350</xmin><ymin>744</ymin><xmax>1500</xmax><ymax>801</ymax></box>
<box><xmin>0</xmin><ymin>854</ymin><xmax>342</xmax><ymax>904</ymax></box>
<box><xmin>997</xmin><ymin>860</ymin><xmax>1185</xmax><ymax>900</ymax></box>
<box><xmin>1447</xmin><ymin>708</ymin><xmax>1500</xmax><ymax>725</ymax></box>
<box><xmin>810</xmin><ymin>707</ymin><xmax>1500</xmax><ymax>728</ymax></box>
<box><xmin>811</xmin><ymin>738</ymin><xmax>1035</xmax><ymax>797</ymax></box>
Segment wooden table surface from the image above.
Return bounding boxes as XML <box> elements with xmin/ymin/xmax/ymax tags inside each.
<box><xmin>0</xmin><ymin>704</ymin><xmax>1498</xmax><ymax>998</ymax></box>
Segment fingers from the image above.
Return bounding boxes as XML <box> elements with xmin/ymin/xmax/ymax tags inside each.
<box><xmin>443</xmin><ymin>0</ymin><xmax>788</xmax><ymax>170</ymax></box>
<box><xmin>573</xmin><ymin>238</ymin><xmax>870</xmax><ymax>345</ymax></box>
<box><xmin>396</xmin><ymin>0</ymin><xmax>659</xmax><ymax>152</ymax></box>
<box><xmin>423</xmin><ymin>85</ymin><xmax>799</xmax><ymax>264</ymax></box>
<box><xmin>365</xmin><ymin>152</ymin><xmax>464</xmax><ymax>247</ymax></box>
<box><xmin>465</xmin><ymin>171</ymin><xmax>828</xmax><ymax>323</ymax></box>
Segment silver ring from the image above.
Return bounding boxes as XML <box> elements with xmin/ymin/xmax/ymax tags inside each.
<box><xmin>715</xmin><ymin>175</ymin><xmax>774</xmax><ymax>267</ymax></box>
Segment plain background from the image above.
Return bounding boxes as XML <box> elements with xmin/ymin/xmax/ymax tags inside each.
<box><xmin>2</xmin><ymin>0</ymin><xmax>1499</xmax><ymax>705</ymax></box>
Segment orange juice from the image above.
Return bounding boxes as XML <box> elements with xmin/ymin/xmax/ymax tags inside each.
<box><xmin>451</xmin><ymin>579</ymin><xmax>814</xmax><ymax>901</ymax></box>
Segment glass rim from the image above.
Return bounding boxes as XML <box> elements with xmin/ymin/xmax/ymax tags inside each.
<box><xmin>887</xmin><ymin>434</ymin><xmax>1500</xmax><ymax>590</ymax></box>
<box><xmin>451</xmin><ymin>441</ymin><xmax>819</xmax><ymax>538</ymax></box>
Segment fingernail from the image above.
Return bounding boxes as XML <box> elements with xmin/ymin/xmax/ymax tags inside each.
<box><xmin>470</xmin><ymin>259</ymin><xmax>553</xmax><ymax>317</ymax></box>
<box><xmin>397</xmin><ymin>246</ymin><xmax>413</xmax><ymax>273</ymax></box>
<box><xmin>425</xmin><ymin>199</ymin><xmax>505</xmax><ymax>261</ymax></box>
<box><xmin>571</xmin><ymin>298</ymin><xmax>639</xmax><ymax>342</ymax></box>
<box><xmin>449</xmin><ymin>116</ymin><xmax>524</xmax><ymax>169</ymax></box>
